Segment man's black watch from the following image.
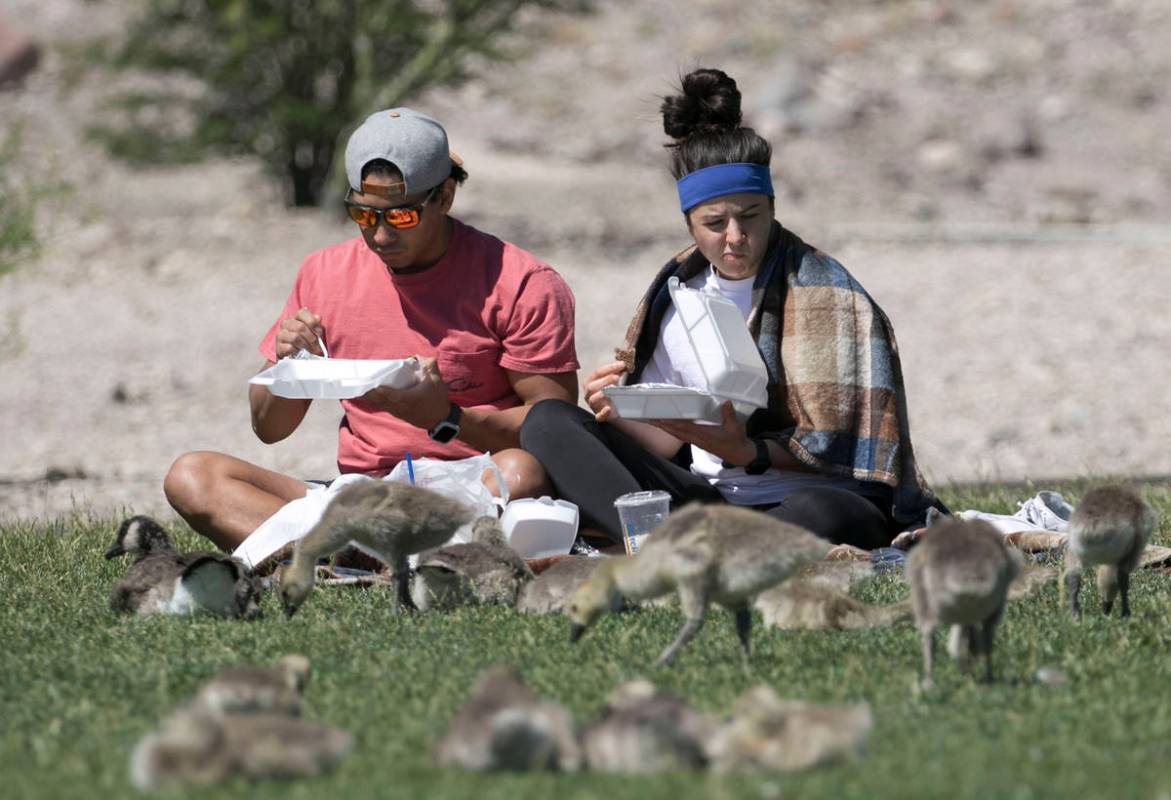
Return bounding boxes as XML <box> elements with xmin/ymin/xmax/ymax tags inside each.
<box><xmin>428</xmin><ymin>403</ymin><xmax>462</xmax><ymax>443</ymax></box>
<box><xmin>743</xmin><ymin>438</ymin><xmax>771</xmax><ymax>475</ymax></box>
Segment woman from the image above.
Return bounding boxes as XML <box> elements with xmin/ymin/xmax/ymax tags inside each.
<box><xmin>521</xmin><ymin>68</ymin><xmax>943</xmax><ymax>550</ymax></box>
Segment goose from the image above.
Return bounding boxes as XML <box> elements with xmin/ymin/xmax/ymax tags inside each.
<box><xmin>433</xmin><ymin>665</ymin><xmax>581</xmax><ymax>772</ymax></box>
<box><xmin>707</xmin><ymin>685</ymin><xmax>872</xmax><ymax>772</ymax></box>
<box><xmin>1064</xmin><ymin>485</ymin><xmax>1156</xmax><ymax>618</ymax></box>
<box><xmin>516</xmin><ymin>556</ymin><xmax>610</xmax><ymax>615</ymax></box>
<box><xmin>278</xmin><ymin>480</ymin><xmax>474</xmax><ymax>617</ymax></box>
<box><xmin>754</xmin><ymin>581</ymin><xmax>912</xmax><ymax>631</ymax></box>
<box><xmin>411</xmin><ymin>516</ymin><xmax>533</xmax><ymax>610</ymax></box>
<box><xmin>905</xmin><ymin>518</ymin><xmax>1021</xmax><ymax>688</ymax></box>
<box><xmin>567</xmin><ymin>504</ymin><xmax>831</xmax><ymax>666</ymax></box>
<box><xmin>130</xmin><ymin>705</ymin><xmax>351</xmax><ymax>790</ymax></box>
<box><xmin>582</xmin><ymin>680</ymin><xmax>714</xmax><ymax>773</ymax></box>
<box><xmin>192</xmin><ymin>654</ymin><xmax>311</xmax><ymax>717</ymax></box>
<box><xmin>106</xmin><ymin>517</ymin><xmax>261</xmax><ymax>618</ymax></box>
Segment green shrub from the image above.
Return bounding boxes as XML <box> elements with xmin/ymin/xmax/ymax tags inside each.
<box><xmin>86</xmin><ymin>0</ymin><xmax>590</xmax><ymax>206</ymax></box>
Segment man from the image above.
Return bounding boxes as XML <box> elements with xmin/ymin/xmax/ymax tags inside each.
<box><xmin>165</xmin><ymin>108</ymin><xmax>579</xmax><ymax>550</ymax></box>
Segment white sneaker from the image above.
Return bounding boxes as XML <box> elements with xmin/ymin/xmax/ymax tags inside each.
<box><xmin>1012</xmin><ymin>491</ymin><xmax>1073</xmax><ymax>532</ymax></box>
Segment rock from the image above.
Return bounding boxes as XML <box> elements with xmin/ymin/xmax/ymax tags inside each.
<box><xmin>941</xmin><ymin>48</ymin><xmax>998</xmax><ymax>84</ymax></box>
<box><xmin>974</xmin><ymin>112</ymin><xmax>1043</xmax><ymax>162</ymax></box>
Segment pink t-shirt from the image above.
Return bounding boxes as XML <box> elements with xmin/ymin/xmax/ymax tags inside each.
<box><xmin>259</xmin><ymin>219</ymin><xmax>578</xmax><ymax>474</ymax></box>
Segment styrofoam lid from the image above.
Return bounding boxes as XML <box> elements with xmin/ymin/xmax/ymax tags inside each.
<box><xmin>249</xmin><ymin>357</ymin><xmax>419</xmax><ymax>399</ymax></box>
<box><xmin>667</xmin><ymin>277</ymin><xmax>768</xmax><ymax>408</ymax></box>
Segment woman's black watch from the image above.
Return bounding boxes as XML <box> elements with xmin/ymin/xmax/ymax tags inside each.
<box><xmin>744</xmin><ymin>438</ymin><xmax>771</xmax><ymax>475</ymax></box>
<box><xmin>428</xmin><ymin>403</ymin><xmax>462</xmax><ymax>443</ymax></box>
<box><xmin>724</xmin><ymin>437</ymin><xmax>771</xmax><ymax>474</ymax></box>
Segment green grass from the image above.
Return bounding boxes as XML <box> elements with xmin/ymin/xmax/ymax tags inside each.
<box><xmin>2</xmin><ymin>482</ymin><xmax>1170</xmax><ymax>799</ymax></box>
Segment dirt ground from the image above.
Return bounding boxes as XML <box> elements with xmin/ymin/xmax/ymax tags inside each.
<box><xmin>1</xmin><ymin>0</ymin><xmax>1169</xmax><ymax>522</ymax></box>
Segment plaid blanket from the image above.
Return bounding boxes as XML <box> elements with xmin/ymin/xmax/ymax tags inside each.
<box><xmin>615</xmin><ymin>221</ymin><xmax>942</xmax><ymax>527</ymax></box>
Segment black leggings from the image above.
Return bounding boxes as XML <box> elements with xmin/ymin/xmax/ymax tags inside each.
<box><xmin>520</xmin><ymin>399</ymin><xmax>896</xmax><ymax>550</ymax></box>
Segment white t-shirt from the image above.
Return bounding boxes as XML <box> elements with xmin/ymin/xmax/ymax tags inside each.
<box><xmin>640</xmin><ymin>266</ymin><xmax>868</xmax><ymax>506</ymax></box>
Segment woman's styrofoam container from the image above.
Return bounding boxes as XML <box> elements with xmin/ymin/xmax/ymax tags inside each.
<box><xmin>602</xmin><ymin>384</ymin><xmax>721</xmax><ymax>422</ymax></box>
<box><xmin>250</xmin><ymin>357</ymin><xmax>420</xmax><ymax>399</ymax></box>
<box><xmin>667</xmin><ymin>277</ymin><xmax>769</xmax><ymax>408</ymax></box>
<box><xmin>606</xmin><ymin>278</ymin><xmax>769</xmax><ymax>421</ymax></box>
<box><xmin>500</xmin><ymin>496</ymin><xmax>579</xmax><ymax>559</ymax></box>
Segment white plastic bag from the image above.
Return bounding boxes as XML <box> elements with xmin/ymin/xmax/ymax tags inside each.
<box><xmin>233</xmin><ymin>473</ymin><xmax>373</xmax><ymax>570</ymax></box>
<box><xmin>385</xmin><ymin>451</ymin><xmax>507</xmax><ymax>518</ymax></box>
<box><xmin>234</xmin><ymin>453</ymin><xmax>505</xmax><ymax>571</ymax></box>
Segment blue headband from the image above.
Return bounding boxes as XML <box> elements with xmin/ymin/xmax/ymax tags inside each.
<box><xmin>676</xmin><ymin>162</ymin><xmax>774</xmax><ymax>212</ymax></box>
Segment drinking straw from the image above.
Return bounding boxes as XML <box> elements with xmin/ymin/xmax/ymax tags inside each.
<box><xmin>405</xmin><ymin>451</ymin><xmax>415</xmax><ymax>484</ymax></box>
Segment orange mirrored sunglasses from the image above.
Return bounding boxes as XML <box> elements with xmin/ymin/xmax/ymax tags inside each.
<box><xmin>344</xmin><ymin>186</ymin><xmax>436</xmax><ymax>230</ymax></box>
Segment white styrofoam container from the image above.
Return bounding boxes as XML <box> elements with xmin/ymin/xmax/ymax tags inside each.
<box><xmin>249</xmin><ymin>357</ymin><xmax>420</xmax><ymax>399</ymax></box>
<box><xmin>605</xmin><ymin>278</ymin><xmax>769</xmax><ymax>421</ymax></box>
<box><xmin>668</xmin><ymin>277</ymin><xmax>769</xmax><ymax>408</ymax></box>
<box><xmin>500</xmin><ymin>496</ymin><xmax>579</xmax><ymax>559</ymax></box>
<box><xmin>602</xmin><ymin>384</ymin><xmax>721</xmax><ymax>422</ymax></box>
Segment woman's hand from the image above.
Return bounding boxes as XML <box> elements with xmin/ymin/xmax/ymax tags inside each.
<box><xmin>275</xmin><ymin>307</ymin><xmax>325</xmax><ymax>359</ymax></box>
<box><xmin>582</xmin><ymin>361</ymin><xmax>628</xmax><ymax>422</ymax></box>
<box><xmin>649</xmin><ymin>401</ymin><xmax>755</xmax><ymax>467</ymax></box>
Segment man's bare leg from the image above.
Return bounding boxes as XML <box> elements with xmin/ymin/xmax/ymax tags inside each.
<box><xmin>164</xmin><ymin>451</ymin><xmax>312</xmax><ymax>551</ymax></box>
<box><xmin>484</xmin><ymin>448</ymin><xmax>552</xmax><ymax>501</ymax></box>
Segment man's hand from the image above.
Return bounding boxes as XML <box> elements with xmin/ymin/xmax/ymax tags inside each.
<box><xmin>583</xmin><ymin>361</ymin><xmax>628</xmax><ymax>422</ymax></box>
<box><xmin>356</xmin><ymin>356</ymin><xmax>452</xmax><ymax>431</ymax></box>
<box><xmin>274</xmin><ymin>308</ymin><xmax>326</xmax><ymax>359</ymax></box>
<box><xmin>649</xmin><ymin>401</ymin><xmax>755</xmax><ymax>466</ymax></box>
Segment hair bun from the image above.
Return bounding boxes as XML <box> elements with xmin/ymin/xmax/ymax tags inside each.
<box><xmin>661</xmin><ymin>68</ymin><xmax>743</xmax><ymax>141</ymax></box>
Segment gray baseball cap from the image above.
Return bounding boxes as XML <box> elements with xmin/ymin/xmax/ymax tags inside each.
<box><xmin>344</xmin><ymin>108</ymin><xmax>454</xmax><ymax>195</ymax></box>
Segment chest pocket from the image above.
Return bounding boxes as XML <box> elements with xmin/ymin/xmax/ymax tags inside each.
<box><xmin>437</xmin><ymin>348</ymin><xmax>512</xmax><ymax>406</ymax></box>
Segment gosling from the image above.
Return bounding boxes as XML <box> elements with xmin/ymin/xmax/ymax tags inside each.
<box><xmin>905</xmin><ymin>518</ymin><xmax>1021</xmax><ymax>688</ymax></box>
<box><xmin>567</xmin><ymin>504</ymin><xmax>832</xmax><ymax>666</ymax></box>
<box><xmin>130</xmin><ymin>706</ymin><xmax>352</xmax><ymax>790</ymax></box>
<box><xmin>707</xmin><ymin>685</ymin><xmax>872</xmax><ymax>772</ymax></box>
<box><xmin>433</xmin><ymin>665</ymin><xmax>581</xmax><ymax>772</ymax></box>
<box><xmin>278</xmin><ymin>480</ymin><xmax>474</xmax><ymax>617</ymax></box>
<box><xmin>106</xmin><ymin>517</ymin><xmax>261</xmax><ymax>618</ymax></box>
<box><xmin>411</xmin><ymin>516</ymin><xmax>533</xmax><ymax>610</ymax></box>
<box><xmin>1064</xmin><ymin>485</ymin><xmax>1156</xmax><ymax>618</ymax></box>
<box><xmin>516</xmin><ymin>556</ymin><xmax>611</xmax><ymax>615</ymax></box>
<box><xmin>582</xmin><ymin>680</ymin><xmax>714</xmax><ymax>773</ymax></box>
<box><xmin>192</xmin><ymin>654</ymin><xmax>311</xmax><ymax>717</ymax></box>
<box><xmin>754</xmin><ymin>581</ymin><xmax>912</xmax><ymax>631</ymax></box>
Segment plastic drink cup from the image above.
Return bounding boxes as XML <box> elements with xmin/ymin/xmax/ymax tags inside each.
<box><xmin>613</xmin><ymin>490</ymin><xmax>671</xmax><ymax>556</ymax></box>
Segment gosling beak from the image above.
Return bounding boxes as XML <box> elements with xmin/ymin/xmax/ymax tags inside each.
<box><xmin>103</xmin><ymin>544</ymin><xmax>123</xmax><ymax>559</ymax></box>
<box><xmin>282</xmin><ymin>602</ymin><xmax>299</xmax><ymax>619</ymax></box>
<box><xmin>569</xmin><ymin>623</ymin><xmax>586</xmax><ymax>643</ymax></box>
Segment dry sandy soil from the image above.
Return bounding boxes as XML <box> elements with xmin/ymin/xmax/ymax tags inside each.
<box><xmin>1</xmin><ymin>0</ymin><xmax>1169</xmax><ymax>522</ymax></box>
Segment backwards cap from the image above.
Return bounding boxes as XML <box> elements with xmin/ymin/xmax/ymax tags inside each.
<box><xmin>344</xmin><ymin>108</ymin><xmax>457</xmax><ymax>196</ymax></box>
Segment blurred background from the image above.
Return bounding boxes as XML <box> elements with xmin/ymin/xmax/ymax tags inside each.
<box><xmin>1</xmin><ymin>0</ymin><xmax>1169</xmax><ymax>520</ymax></box>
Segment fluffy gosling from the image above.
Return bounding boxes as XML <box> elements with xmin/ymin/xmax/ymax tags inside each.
<box><xmin>567</xmin><ymin>504</ymin><xmax>831</xmax><ymax>666</ymax></box>
<box><xmin>582</xmin><ymin>680</ymin><xmax>714</xmax><ymax>773</ymax></box>
<box><xmin>905</xmin><ymin>518</ymin><xmax>1021</xmax><ymax>688</ymax></box>
<box><xmin>411</xmin><ymin>516</ymin><xmax>533</xmax><ymax>610</ymax></box>
<box><xmin>516</xmin><ymin>556</ymin><xmax>612</xmax><ymax>615</ymax></box>
<box><xmin>707</xmin><ymin>685</ymin><xmax>872</xmax><ymax>772</ymax></box>
<box><xmin>130</xmin><ymin>706</ymin><xmax>351</xmax><ymax>790</ymax></box>
<box><xmin>278</xmin><ymin>480</ymin><xmax>474</xmax><ymax>617</ymax></box>
<box><xmin>106</xmin><ymin>517</ymin><xmax>261</xmax><ymax>619</ymax></box>
<box><xmin>754</xmin><ymin>581</ymin><xmax>912</xmax><ymax>631</ymax></box>
<box><xmin>1065</xmin><ymin>485</ymin><xmax>1157</xmax><ymax>618</ymax></box>
<box><xmin>433</xmin><ymin>666</ymin><xmax>581</xmax><ymax>772</ymax></box>
<box><xmin>192</xmin><ymin>654</ymin><xmax>311</xmax><ymax>717</ymax></box>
